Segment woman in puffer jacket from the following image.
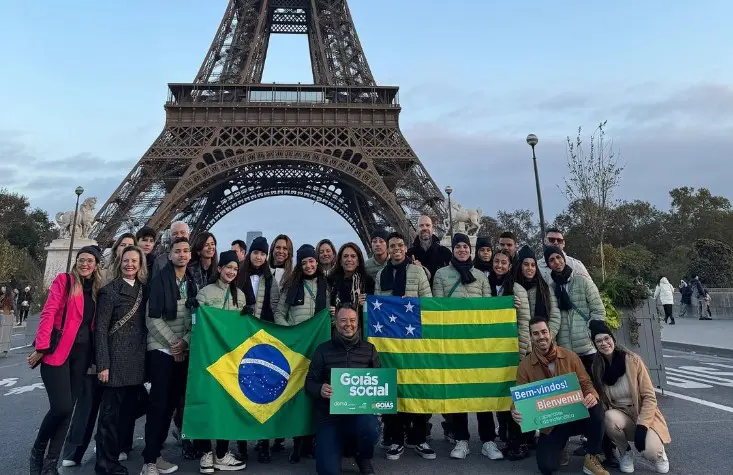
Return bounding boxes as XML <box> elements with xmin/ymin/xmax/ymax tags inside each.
<box><xmin>653</xmin><ymin>277</ymin><xmax>675</xmax><ymax>325</ymax></box>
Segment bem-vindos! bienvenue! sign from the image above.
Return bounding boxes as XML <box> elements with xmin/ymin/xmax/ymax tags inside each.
<box><xmin>510</xmin><ymin>373</ymin><xmax>589</xmax><ymax>432</ymax></box>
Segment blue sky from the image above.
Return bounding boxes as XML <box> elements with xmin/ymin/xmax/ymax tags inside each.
<box><xmin>1</xmin><ymin>0</ymin><xmax>731</xmax><ymax>250</ymax></box>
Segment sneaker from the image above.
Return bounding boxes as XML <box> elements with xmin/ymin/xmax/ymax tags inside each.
<box><xmin>481</xmin><ymin>441</ymin><xmax>503</xmax><ymax>460</ymax></box>
<box><xmin>415</xmin><ymin>442</ymin><xmax>436</xmax><ymax>460</ymax></box>
<box><xmin>140</xmin><ymin>464</ymin><xmax>160</xmax><ymax>475</ymax></box>
<box><xmin>119</xmin><ymin>452</ymin><xmax>128</xmax><ymax>462</ymax></box>
<box><xmin>618</xmin><ymin>448</ymin><xmax>634</xmax><ymax>473</ymax></box>
<box><xmin>61</xmin><ymin>460</ymin><xmax>78</xmax><ymax>467</ymax></box>
<box><xmin>450</xmin><ymin>440</ymin><xmax>469</xmax><ymax>459</ymax></box>
<box><xmin>356</xmin><ymin>458</ymin><xmax>375</xmax><ymax>475</ymax></box>
<box><xmin>385</xmin><ymin>444</ymin><xmax>404</xmax><ymax>460</ymax></box>
<box><xmin>155</xmin><ymin>456</ymin><xmax>179</xmax><ymax>474</ymax></box>
<box><xmin>655</xmin><ymin>450</ymin><xmax>669</xmax><ymax>474</ymax></box>
<box><xmin>214</xmin><ymin>452</ymin><xmax>246</xmax><ymax>471</ymax></box>
<box><xmin>583</xmin><ymin>454</ymin><xmax>610</xmax><ymax>475</ymax></box>
<box><xmin>199</xmin><ymin>452</ymin><xmax>214</xmax><ymax>474</ymax></box>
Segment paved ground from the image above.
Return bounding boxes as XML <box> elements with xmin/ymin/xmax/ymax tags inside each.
<box><xmin>660</xmin><ymin>318</ymin><xmax>733</xmax><ymax>357</ymax></box>
<box><xmin>2</xmin><ymin>336</ymin><xmax>732</xmax><ymax>475</ymax></box>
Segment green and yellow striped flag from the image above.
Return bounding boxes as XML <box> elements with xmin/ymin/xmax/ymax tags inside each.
<box><xmin>365</xmin><ymin>295</ymin><xmax>518</xmax><ymax>413</ymax></box>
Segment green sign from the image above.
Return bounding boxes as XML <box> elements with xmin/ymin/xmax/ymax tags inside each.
<box><xmin>330</xmin><ymin>368</ymin><xmax>398</xmax><ymax>415</ymax></box>
<box><xmin>510</xmin><ymin>373</ymin><xmax>589</xmax><ymax>432</ymax></box>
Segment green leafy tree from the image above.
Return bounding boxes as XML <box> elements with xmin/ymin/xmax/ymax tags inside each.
<box><xmin>687</xmin><ymin>239</ymin><xmax>733</xmax><ymax>287</ymax></box>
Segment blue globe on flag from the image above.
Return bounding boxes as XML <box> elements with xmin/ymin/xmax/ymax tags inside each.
<box><xmin>239</xmin><ymin>344</ymin><xmax>291</xmax><ymax>404</ymax></box>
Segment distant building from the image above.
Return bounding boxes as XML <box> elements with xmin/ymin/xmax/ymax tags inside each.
<box><xmin>246</xmin><ymin>231</ymin><xmax>263</xmax><ymax>249</ymax></box>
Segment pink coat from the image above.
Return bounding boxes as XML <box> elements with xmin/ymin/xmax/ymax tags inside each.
<box><xmin>35</xmin><ymin>273</ymin><xmax>93</xmax><ymax>366</ymax></box>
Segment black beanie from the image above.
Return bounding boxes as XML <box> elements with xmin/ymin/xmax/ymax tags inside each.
<box><xmin>218</xmin><ymin>250</ymin><xmax>239</xmax><ymax>269</ymax></box>
<box><xmin>476</xmin><ymin>236</ymin><xmax>492</xmax><ymax>250</ymax></box>
<box><xmin>135</xmin><ymin>226</ymin><xmax>157</xmax><ymax>241</ymax></box>
<box><xmin>250</xmin><ymin>236</ymin><xmax>269</xmax><ymax>254</ymax></box>
<box><xmin>451</xmin><ymin>233</ymin><xmax>471</xmax><ymax>250</ymax></box>
<box><xmin>77</xmin><ymin>245</ymin><xmax>102</xmax><ymax>264</ymax></box>
<box><xmin>296</xmin><ymin>244</ymin><xmax>318</xmax><ymax>263</ymax></box>
<box><xmin>371</xmin><ymin>229</ymin><xmax>390</xmax><ymax>242</ymax></box>
<box><xmin>543</xmin><ymin>245</ymin><xmax>564</xmax><ymax>264</ymax></box>
<box><xmin>589</xmin><ymin>320</ymin><xmax>614</xmax><ymax>343</ymax></box>
<box><xmin>517</xmin><ymin>245</ymin><xmax>536</xmax><ymax>262</ymax></box>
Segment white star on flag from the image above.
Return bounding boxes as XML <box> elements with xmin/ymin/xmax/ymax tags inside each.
<box><xmin>404</xmin><ymin>302</ymin><xmax>415</xmax><ymax>312</ymax></box>
<box><xmin>373</xmin><ymin>322</ymin><xmax>384</xmax><ymax>333</ymax></box>
<box><xmin>405</xmin><ymin>324</ymin><xmax>416</xmax><ymax>335</ymax></box>
<box><xmin>388</xmin><ymin>314</ymin><xmax>397</xmax><ymax>323</ymax></box>
<box><xmin>372</xmin><ymin>299</ymin><xmax>382</xmax><ymax>311</ymax></box>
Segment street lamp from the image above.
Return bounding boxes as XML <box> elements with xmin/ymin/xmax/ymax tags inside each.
<box><xmin>526</xmin><ymin>134</ymin><xmax>546</xmax><ymax>241</ymax></box>
<box><xmin>445</xmin><ymin>185</ymin><xmax>454</xmax><ymax>239</ymax></box>
<box><xmin>65</xmin><ymin>186</ymin><xmax>85</xmax><ymax>272</ymax></box>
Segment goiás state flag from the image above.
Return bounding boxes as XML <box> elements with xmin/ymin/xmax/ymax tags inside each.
<box><xmin>182</xmin><ymin>306</ymin><xmax>331</xmax><ymax>440</ymax></box>
<box><xmin>366</xmin><ymin>295</ymin><xmax>519</xmax><ymax>413</ymax></box>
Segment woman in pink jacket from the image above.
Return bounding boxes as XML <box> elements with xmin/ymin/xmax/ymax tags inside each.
<box><xmin>28</xmin><ymin>246</ymin><xmax>103</xmax><ymax>475</ymax></box>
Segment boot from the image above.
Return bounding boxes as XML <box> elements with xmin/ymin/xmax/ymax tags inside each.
<box><xmin>40</xmin><ymin>458</ymin><xmax>60</xmax><ymax>475</ymax></box>
<box><xmin>29</xmin><ymin>441</ymin><xmax>47</xmax><ymax>475</ymax></box>
<box><xmin>289</xmin><ymin>437</ymin><xmax>302</xmax><ymax>464</ymax></box>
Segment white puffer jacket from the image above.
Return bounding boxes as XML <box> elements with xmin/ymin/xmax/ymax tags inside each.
<box><xmin>653</xmin><ymin>277</ymin><xmax>675</xmax><ymax>305</ymax></box>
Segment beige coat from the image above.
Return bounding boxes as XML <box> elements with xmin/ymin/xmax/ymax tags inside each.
<box><xmin>432</xmin><ymin>265</ymin><xmax>490</xmax><ymax>298</ymax></box>
<box><xmin>598</xmin><ymin>352</ymin><xmax>671</xmax><ymax>444</ymax></box>
<box><xmin>375</xmin><ymin>263</ymin><xmax>432</xmax><ymax>298</ymax></box>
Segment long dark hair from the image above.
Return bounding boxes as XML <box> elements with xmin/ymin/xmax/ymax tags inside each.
<box><xmin>216</xmin><ymin>261</ymin><xmax>240</xmax><ymax>308</ymax></box>
<box><xmin>513</xmin><ymin>254</ymin><xmax>552</xmax><ymax>317</ymax></box>
<box><xmin>316</xmin><ymin>239</ymin><xmax>337</xmax><ymax>272</ymax></box>
<box><xmin>268</xmin><ymin>234</ymin><xmax>294</xmax><ymax>282</ymax></box>
<box><xmin>489</xmin><ymin>249</ymin><xmax>515</xmax><ymax>296</ymax></box>
<box><xmin>238</xmin><ymin>248</ymin><xmax>272</xmax><ymax>286</ymax></box>
<box><xmin>330</xmin><ymin>243</ymin><xmax>368</xmax><ymax>282</ymax></box>
<box><xmin>108</xmin><ymin>233</ymin><xmax>137</xmax><ymax>269</ymax></box>
<box><xmin>282</xmin><ymin>254</ymin><xmax>323</xmax><ymax>293</ymax></box>
<box><xmin>590</xmin><ymin>344</ymin><xmax>629</xmax><ymax>407</ymax></box>
<box><xmin>190</xmin><ymin>232</ymin><xmax>218</xmax><ymax>268</ymax></box>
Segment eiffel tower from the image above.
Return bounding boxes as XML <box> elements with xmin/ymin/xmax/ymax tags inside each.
<box><xmin>91</xmin><ymin>0</ymin><xmax>447</xmax><ymax>248</ymax></box>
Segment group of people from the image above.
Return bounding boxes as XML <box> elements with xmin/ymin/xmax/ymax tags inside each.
<box><xmin>27</xmin><ymin>216</ymin><xmax>672</xmax><ymax>475</ymax></box>
<box><xmin>0</xmin><ymin>283</ymin><xmax>33</xmax><ymax>324</ymax></box>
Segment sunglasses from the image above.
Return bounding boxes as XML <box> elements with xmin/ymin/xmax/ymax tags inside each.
<box><xmin>547</xmin><ymin>237</ymin><xmax>565</xmax><ymax>244</ymax></box>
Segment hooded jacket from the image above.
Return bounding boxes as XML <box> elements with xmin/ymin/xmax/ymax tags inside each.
<box><xmin>653</xmin><ymin>277</ymin><xmax>675</xmax><ymax>306</ymax></box>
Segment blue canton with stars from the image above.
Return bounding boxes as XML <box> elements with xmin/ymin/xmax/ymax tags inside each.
<box><xmin>366</xmin><ymin>295</ymin><xmax>422</xmax><ymax>339</ymax></box>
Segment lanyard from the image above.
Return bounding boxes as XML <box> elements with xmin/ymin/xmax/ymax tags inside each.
<box><xmin>304</xmin><ymin>281</ymin><xmax>316</xmax><ymax>299</ymax></box>
<box><xmin>222</xmin><ymin>288</ymin><xmax>230</xmax><ymax>309</ymax></box>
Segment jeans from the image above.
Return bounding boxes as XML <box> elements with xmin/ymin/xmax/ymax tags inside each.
<box><xmin>315</xmin><ymin>415</ymin><xmax>378</xmax><ymax>475</ymax></box>
<box><xmin>383</xmin><ymin>412</ymin><xmax>427</xmax><ymax>446</ymax></box>
<box><xmin>142</xmin><ymin>351</ymin><xmax>188</xmax><ymax>464</ymax></box>
<box><xmin>451</xmin><ymin>412</ymin><xmax>496</xmax><ymax>442</ymax></box>
<box><xmin>34</xmin><ymin>342</ymin><xmax>91</xmax><ymax>462</ymax></box>
<box><xmin>95</xmin><ymin>386</ymin><xmax>138</xmax><ymax>474</ymax></box>
<box><xmin>605</xmin><ymin>409</ymin><xmax>666</xmax><ymax>463</ymax></box>
<box><xmin>535</xmin><ymin>404</ymin><xmax>605</xmax><ymax>474</ymax></box>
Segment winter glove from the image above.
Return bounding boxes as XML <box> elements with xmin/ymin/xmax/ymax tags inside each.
<box><xmin>634</xmin><ymin>425</ymin><xmax>648</xmax><ymax>452</ymax></box>
<box><xmin>241</xmin><ymin>305</ymin><xmax>255</xmax><ymax>316</ymax></box>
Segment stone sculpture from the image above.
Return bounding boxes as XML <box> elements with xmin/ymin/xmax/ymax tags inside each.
<box><xmin>55</xmin><ymin>197</ymin><xmax>97</xmax><ymax>239</ymax></box>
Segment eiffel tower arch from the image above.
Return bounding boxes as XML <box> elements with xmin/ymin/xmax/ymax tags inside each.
<box><xmin>91</xmin><ymin>0</ymin><xmax>447</xmax><ymax>248</ymax></box>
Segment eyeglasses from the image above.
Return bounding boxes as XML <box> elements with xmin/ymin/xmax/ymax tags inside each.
<box><xmin>548</xmin><ymin>237</ymin><xmax>565</xmax><ymax>244</ymax></box>
<box><xmin>594</xmin><ymin>335</ymin><xmax>613</xmax><ymax>345</ymax></box>
<box><xmin>76</xmin><ymin>258</ymin><xmax>95</xmax><ymax>264</ymax></box>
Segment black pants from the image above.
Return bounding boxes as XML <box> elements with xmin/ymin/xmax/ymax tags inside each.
<box><xmin>194</xmin><ymin>439</ymin><xmax>229</xmax><ymax>458</ymax></box>
<box><xmin>19</xmin><ymin>306</ymin><xmax>30</xmax><ymax>322</ymax></box>
<box><xmin>34</xmin><ymin>343</ymin><xmax>91</xmax><ymax>462</ymax></box>
<box><xmin>663</xmin><ymin>304</ymin><xmax>674</xmax><ymax>322</ymax></box>
<box><xmin>62</xmin><ymin>374</ymin><xmax>103</xmax><ymax>463</ymax></box>
<box><xmin>383</xmin><ymin>412</ymin><xmax>427</xmax><ymax>446</ymax></box>
<box><xmin>535</xmin><ymin>404</ymin><xmax>605</xmax><ymax>475</ymax></box>
<box><xmin>142</xmin><ymin>351</ymin><xmax>188</xmax><ymax>464</ymax></box>
<box><xmin>451</xmin><ymin>412</ymin><xmax>496</xmax><ymax>442</ymax></box>
<box><xmin>95</xmin><ymin>386</ymin><xmax>138</xmax><ymax>474</ymax></box>
<box><xmin>579</xmin><ymin>353</ymin><xmax>595</xmax><ymax>378</ymax></box>
<box><xmin>316</xmin><ymin>415</ymin><xmax>378</xmax><ymax>475</ymax></box>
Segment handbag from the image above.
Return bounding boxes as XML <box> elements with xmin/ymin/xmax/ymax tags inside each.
<box><xmin>108</xmin><ymin>285</ymin><xmax>143</xmax><ymax>336</ymax></box>
<box><xmin>31</xmin><ymin>273</ymin><xmax>72</xmax><ymax>369</ymax></box>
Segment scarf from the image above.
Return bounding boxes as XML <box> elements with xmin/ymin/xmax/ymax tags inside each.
<box><xmin>488</xmin><ymin>271</ymin><xmax>508</xmax><ymax>296</ymax></box>
<box><xmin>380</xmin><ymin>259</ymin><xmax>409</xmax><ymax>297</ymax></box>
<box><xmin>602</xmin><ymin>349</ymin><xmax>628</xmax><ymax>386</ymax></box>
<box><xmin>285</xmin><ymin>273</ymin><xmax>327</xmax><ymax>314</ymax></box>
<box><xmin>517</xmin><ymin>273</ymin><xmax>549</xmax><ymax>321</ymax></box>
<box><xmin>451</xmin><ymin>256</ymin><xmax>476</xmax><ymax>285</ymax></box>
<box><xmin>149</xmin><ymin>262</ymin><xmax>197</xmax><ymax>320</ymax></box>
<box><xmin>240</xmin><ymin>262</ymin><xmax>265</xmax><ymax>307</ymax></box>
<box><xmin>550</xmin><ymin>265</ymin><xmax>573</xmax><ymax>311</ymax></box>
<box><xmin>332</xmin><ymin>273</ymin><xmax>363</xmax><ymax>307</ymax></box>
<box><xmin>334</xmin><ymin>330</ymin><xmax>360</xmax><ymax>349</ymax></box>
<box><xmin>533</xmin><ymin>340</ymin><xmax>558</xmax><ymax>379</ymax></box>
<box><xmin>473</xmin><ymin>258</ymin><xmax>492</xmax><ymax>274</ymax></box>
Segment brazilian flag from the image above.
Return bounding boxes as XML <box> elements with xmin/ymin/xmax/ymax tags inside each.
<box><xmin>182</xmin><ymin>306</ymin><xmax>331</xmax><ymax>440</ymax></box>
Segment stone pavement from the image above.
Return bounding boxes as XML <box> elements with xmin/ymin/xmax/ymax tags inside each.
<box><xmin>661</xmin><ymin>317</ymin><xmax>733</xmax><ymax>357</ymax></box>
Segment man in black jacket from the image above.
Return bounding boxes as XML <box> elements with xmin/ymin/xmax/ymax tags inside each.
<box><xmin>306</xmin><ymin>305</ymin><xmax>380</xmax><ymax>475</ymax></box>
<box><xmin>406</xmin><ymin>215</ymin><xmax>451</xmax><ymax>286</ymax></box>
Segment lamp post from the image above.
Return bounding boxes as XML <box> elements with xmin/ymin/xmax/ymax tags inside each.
<box><xmin>526</xmin><ymin>134</ymin><xmax>546</xmax><ymax>241</ymax></box>
<box><xmin>65</xmin><ymin>186</ymin><xmax>85</xmax><ymax>273</ymax></box>
<box><xmin>445</xmin><ymin>185</ymin><xmax>454</xmax><ymax>239</ymax></box>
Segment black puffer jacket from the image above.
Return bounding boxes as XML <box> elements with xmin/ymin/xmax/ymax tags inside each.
<box><xmin>305</xmin><ymin>335</ymin><xmax>381</xmax><ymax>423</ymax></box>
<box><xmin>407</xmin><ymin>235</ymin><xmax>452</xmax><ymax>286</ymax></box>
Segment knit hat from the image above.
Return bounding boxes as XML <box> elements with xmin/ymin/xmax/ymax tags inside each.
<box><xmin>77</xmin><ymin>245</ymin><xmax>102</xmax><ymax>263</ymax></box>
<box><xmin>517</xmin><ymin>245</ymin><xmax>536</xmax><ymax>262</ymax></box>
<box><xmin>451</xmin><ymin>233</ymin><xmax>471</xmax><ymax>250</ymax></box>
<box><xmin>250</xmin><ymin>236</ymin><xmax>269</xmax><ymax>254</ymax></box>
<box><xmin>218</xmin><ymin>250</ymin><xmax>239</xmax><ymax>269</ymax></box>
<box><xmin>475</xmin><ymin>236</ymin><xmax>492</xmax><ymax>250</ymax></box>
<box><xmin>135</xmin><ymin>226</ymin><xmax>157</xmax><ymax>241</ymax></box>
<box><xmin>371</xmin><ymin>229</ymin><xmax>390</xmax><ymax>242</ymax></box>
<box><xmin>296</xmin><ymin>244</ymin><xmax>318</xmax><ymax>263</ymax></box>
<box><xmin>543</xmin><ymin>245</ymin><xmax>564</xmax><ymax>264</ymax></box>
<box><xmin>589</xmin><ymin>320</ymin><xmax>614</xmax><ymax>343</ymax></box>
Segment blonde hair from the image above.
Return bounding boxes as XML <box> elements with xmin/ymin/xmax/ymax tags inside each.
<box><xmin>112</xmin><ymin>246</ymin><xmax>148</xmax><ymax>283</ymax></box>
<box><xmin>69</xmin><ymin>263</ymin><xmax>103</xmax><ymax>302</ymax></box>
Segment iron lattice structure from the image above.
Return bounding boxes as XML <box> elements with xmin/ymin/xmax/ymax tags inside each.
<box><xmin>91</xmin><ymin>0</ymin><xmax>447</xmax><ymax>248</ymax></box>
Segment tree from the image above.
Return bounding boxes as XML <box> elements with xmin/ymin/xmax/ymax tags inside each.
<box><xmin>617</xmin><ymin>243</ymin><xmax>656</xmax><ymax>282</ymax></box>
<box><xmin>0</xmin><ymin>188</ymin><xmax>56</xmax><ymax>262</ymax></box>
<box><xmin>563</xmin><ymin>121</ymin><xmax>624</xmax><ymax>281</ymax></box>
<box><xmin>477</xmin><ymin>216</ymin><xmax>501</xmax><ymax>241</ymax></box>
<box><xmin>687</xmin><ymin>239</ymin><xmax>733</xmax><ymax>287</ymax></box>
<box><xmin>666</xmin><ymin>187</ymin><xmax>733</xmax><ymax>245</ymax></box>
<box><xmin>496</xmin><ymin>209</ymin><xmax>539</xmax><ymax>248</ymax></box>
